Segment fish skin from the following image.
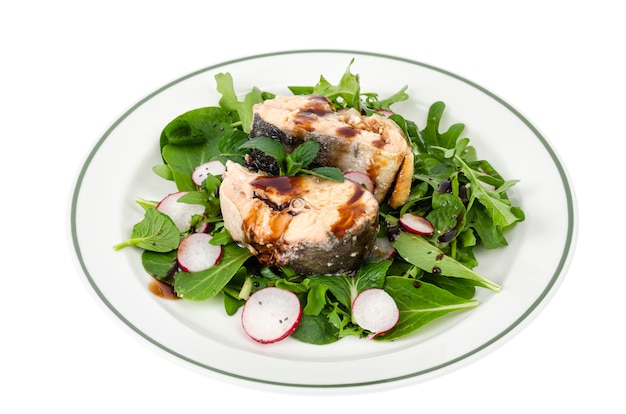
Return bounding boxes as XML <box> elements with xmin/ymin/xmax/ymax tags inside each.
<box><xmin>220</xmin><ymin>161</ymin><xmax>379</xmax><ymax>275</ymax></box>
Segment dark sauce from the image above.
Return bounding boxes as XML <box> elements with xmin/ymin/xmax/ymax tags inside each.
<box><xmin>244</xmin><ymin>176</ymin><xmax>308</xmax><ymax>249</ymax></box>
<box><xmin>148</xmin><ymin>277</ymin><xmax>179</xmax><ymax>300</ymax></box>
<box><xmin>293</xmin><ymin>96</ymin><xmax>334</xmax><ymax>132</ymax></box>
<box><xmin>331</xmin><ymin>184</ymin><xmax>367</xmax><ymax>238</ymax></box>
<box><xmin>251</xmin><ymin>175</ymin><xmax>306</xmax><ymax>195</ymax></box>
<box><xmin>370</xmin><ymin>139</ymin><xmax>386</xmax><ymax>148</ymax></box>
<box><xmin>336</xmin><ymin>126</ymin><xmax>358</xmax><ymax>138</ymax></box>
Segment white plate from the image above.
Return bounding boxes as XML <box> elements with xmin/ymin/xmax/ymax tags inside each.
<box><xmin>69</xmin><ymin>50</ymin><xmax>577</xmax><ymax>391</ymax></box>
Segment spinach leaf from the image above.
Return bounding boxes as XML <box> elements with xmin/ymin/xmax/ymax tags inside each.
<box><xmin>223</xmin><ymin>294</ymin><xmax>245</xmax><ymax>316</ymax></box>
<box><xmin>215</xmin><ymin>129</ymin><xmax>250</xmax><ymax>165</ymax></box>
<box><xmin>159</xmin><ymin>107</ymin><xmax>237</xmax><ymax>153</ymax></box>
<box><xmin>378</xmin><ymin>277</ymin><xmax>479</xmax><ymax>341</ymax></box>
<box><xmin>291</xmin><ymin>314</ymin><xmax>340</xmax><ymax>345</ymax></box>
<box><xmin>392</xmin><ymin>232</ymin><xmax>501</xmax><ymax>292</ymax></box>
<box><xmin>113</xmin><ymin>208</ymin><xmax>180</xmax><ymax>252</ymax></box>
<box><xmin>426</xmin><ymin>192</ymin><xmax>466</xmax><ymax>239</ymax></box>
<box><xmin>141</xmin><ymin>250</ymin><xmax>178</xmax><ymax>283</ymax></box>
<box><xmin>173</xmin><ymin>243</ymin><xmax>252</xmax><ymax>301</ymax></box>
<box><xmin>419</xmin><ymin>273</ymin><xmax>476</xmax><ymax>300</ymax></box>
<box><xmin>162</xmin><ymin>140</ymin><xmax>223</xmax><ymax>191</ymax></box>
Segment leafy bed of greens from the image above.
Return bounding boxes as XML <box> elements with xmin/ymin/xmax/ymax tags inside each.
<box><xmin>114</xmin><ymin>60</ymin><xmax>525</xmax><ymax>344</ymax></box>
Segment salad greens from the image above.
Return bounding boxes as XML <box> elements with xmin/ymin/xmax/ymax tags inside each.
<box><xmin>115</xmin><ymin>60</ymin><xmax>524</xmax><ymax>344</ymax></box>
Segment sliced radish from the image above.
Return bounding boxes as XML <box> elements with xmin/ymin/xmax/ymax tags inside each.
<box><xmin>344</xmin><ymin>171</ymin><xmax>375</xmax><ymax>194</ymax></box>
<box><xmin>192</xmin><ymin>160</ymin><xmax>226</xmax><ymax>186</ymax></box>
<box><xmin>156</xmin><ymin>191</ymin><xmax>205</xmax><ymax>233</ymax></box>
<box><xmin>241</xmin><ymin>287</ymin><xmax>302</xmax><ymax>344</ymax></box>
<box><xmin>177</xmin><ymin>233</ymin><xmax>222</xmax><ymax>273</ymax></box>
<box><xmin>399</xmin><ymin>213</ymin><xmax>435</xmax><ymax>235</ymax></box>
<box><xmin>352</xmin><ymin>288</ymin><xmax>399</xmax><ymax>338</ymax></box>
<box><xmin>194</xmin><ymin>220</ymin><xmax>210</xmax><ymax>234</ymax></box>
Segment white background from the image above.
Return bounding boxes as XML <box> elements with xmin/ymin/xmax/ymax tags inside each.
<box><xmin>2</xmin><ymin>0</ymin><xmax>623</xmax><ymax>412</ymax></box>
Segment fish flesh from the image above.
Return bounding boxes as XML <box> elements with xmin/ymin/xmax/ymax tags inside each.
<box><xmin>220</xmin><ymin>161</ymin><xmax>379</xmax><ymax>275</ymax></box>
<box><xmin>247</xmin><ymin>95</ymin><xmax>414</xmax><ymax>208</ymax></box>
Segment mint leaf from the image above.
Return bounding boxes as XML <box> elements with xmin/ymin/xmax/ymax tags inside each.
<box><xmin>113</xmin><ymin>208</ymin><xmax>180</xmax><ymax>252</ymax></box>
<box><xmin>289</xmin><ymin>140</ymin><xmax>319</xmax><ymax>167</ymax></box>
<box><xmin>239</xmin><ymin>136</ymin><xmax>287</xmax><ymax>163</ymax></box>
<box><xmin>308</xmin><ymin>167</ymin><xmax>344</xmax><ymax>182</ymax></box>
<box><xmin>286</xmin><ymin>140</ymin><xmax>320</xmax><ymax>176</ymax></box>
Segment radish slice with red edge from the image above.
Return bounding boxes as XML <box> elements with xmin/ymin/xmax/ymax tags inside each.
<box><xmin>352</xmin><ymin>288</ymin><xmax>399</xmax><ymax>338</ymax></box>
<box><xmin>177</xmin><ymin>233</ymin><xmax>222</xmax><ymax>273</ymax></box>
<box><xmin>399</xmin><ymin>213</ymin><xmax>435</xmax><ymax>235</ymax></box>
<box><xmin>192</xmin><ymin>160</ymin><xmax>226</xmax><ymax>186</ymax></box>
<box><xmin>156</xmin><ymin>191</ymin><xmax>205</xmax><ymax>233</ymax></box>
<box><xmin>343</xmin><ymin>171</ymin><xmax>375</xmax><ymax>194</ymax></box>
<box><xmin>241</xmin><ymin>287</ymin><xmax>302</xmax><ymax>344</ymax></box>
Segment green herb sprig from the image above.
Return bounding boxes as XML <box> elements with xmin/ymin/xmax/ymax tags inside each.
<box><xmin>238</xmin><ymin>137</ymin><xmax>344</xmax><ymax>182</ymax></box>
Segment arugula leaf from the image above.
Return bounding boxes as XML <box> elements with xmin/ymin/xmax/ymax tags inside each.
<box><xmin>307</xmin><ymin>260</ymin><xmax>392</xmax><ymax>310</ymax></box>
<box><xmin>215</xmin><ymin>72</ymin><xmax>274</xmax><ymax>133</ymax></box>
<box><xmin>312</xmin><ymin>58</ymin><xmax>362</xmax><ymax>109</ymax></box>
<box><xmin>113</xmin><ymin>208</ymin><xmax>180</xmax><ymax>252</ymax></box>
<box><xmin>290</xmin><ymin>59</ymin><xmax>408</xmax><ymax>114</ymax></box>
<box><xmin>456</xmin><ymin>156</ymin><xmax>521</xmax><ymax>230</ymax></box>
<box><xmin>297</xmin><ymin>261</ymin><xmax>392</xmax><ymax>342</ymax></box>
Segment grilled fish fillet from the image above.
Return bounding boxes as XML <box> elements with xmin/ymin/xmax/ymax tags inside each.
<box><xmin>247</xmin><ymin>95</ymin><xmax>414</xmax><ymax>208</ymax></box>
<box><xmin>220</xmin><ymin>161</ymin><xmax>379</xmax><ymax>275</ymax></box>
